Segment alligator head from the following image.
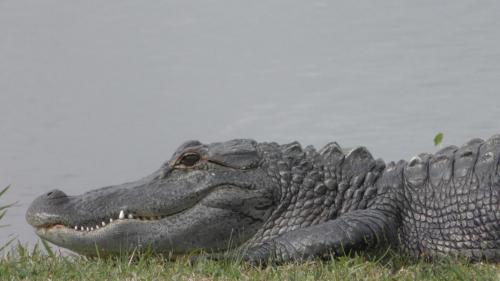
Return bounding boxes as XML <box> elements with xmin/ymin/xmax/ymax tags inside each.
<box><xmin>26</xmin><ymin>139</ymin><xmax>279</xmax><ymax>256</ymax></box>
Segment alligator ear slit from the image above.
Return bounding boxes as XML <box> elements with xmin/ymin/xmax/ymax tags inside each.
<box><xmin>206</xmin><ymin>159</ymin><xmax>241</xmax><ymax>169</ymax></box>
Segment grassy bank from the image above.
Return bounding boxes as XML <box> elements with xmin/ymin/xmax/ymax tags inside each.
<box><xmin>1</xmin><ymin>245</ymin><xmax>499</xmax><ymax>281</ymax></box>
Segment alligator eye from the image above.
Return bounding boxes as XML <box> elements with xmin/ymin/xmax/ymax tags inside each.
<box><xmin>178</xmin><ymin>153</ymin><xmax>201</xmax><ymax>167</ymax></box>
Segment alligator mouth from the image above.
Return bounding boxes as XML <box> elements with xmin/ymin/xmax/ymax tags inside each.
<box><xmin>36</xmin><ymin>209</ymin><xmax>185</xmax><ymax>233</ymax></box>
<box><xmin>31</xmin><ymin>184</ymin><xmax>238</xmax><ymax>238</ymax></box>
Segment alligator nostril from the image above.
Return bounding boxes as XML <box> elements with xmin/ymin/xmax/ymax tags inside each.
<box><xmin>45</xmin><ymin>189</ymin><xmax>68</xmax><ymax>199</ymax></box>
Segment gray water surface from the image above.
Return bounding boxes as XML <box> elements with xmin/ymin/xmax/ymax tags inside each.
<box><xmin>1</xmin><ymin>0</ymin><xmax>500</xmax><ymax>247</ymax></box>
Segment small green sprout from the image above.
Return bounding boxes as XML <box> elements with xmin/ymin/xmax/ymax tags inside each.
<box><xmin>434</xmin><ymin>132</ymin><xmax>444</xmax><ymax>146</ymax></box>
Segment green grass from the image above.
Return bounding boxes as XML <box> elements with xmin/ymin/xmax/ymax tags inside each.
<box><xmin>1</xmin><ymin>185</ymin><xmax>17</xmax><ymax>252</ymax></box>
<box><xmin>0</xmin><ymin>245</ymin><xmax>499</xmax><ymax>281</ymax></box>
<box><xmin>0</xmin><ymin>185</ymin><xmax>14</xmax><ymax>227</ymax></box>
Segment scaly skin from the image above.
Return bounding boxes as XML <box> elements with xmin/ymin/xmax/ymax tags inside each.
<box><xmin>26</xmin><ymin>136</ymin><xmax>500</xmax><ymax>263</ymax></box>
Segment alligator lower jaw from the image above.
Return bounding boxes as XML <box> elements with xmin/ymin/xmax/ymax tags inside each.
<box><xmin>32</xmin><ymin>218</ymin><xmax>174</xmax><ymax>256</ymax></box>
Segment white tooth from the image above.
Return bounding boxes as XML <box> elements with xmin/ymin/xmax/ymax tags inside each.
<box><xmin>96</xmin><ymin>225</ymin><xmax>100</xmax><ymax>229</ymax></box>
<box><xmin>119</xmin><ymin>210</ymin><xmax>125</xmax><ymax>220</ymax></box>
<box><xmin>128</xmin><ymin>214</ymin><xmax>134</xmax><ymax>219</ymax></box>
<box><xmin>74</xmin><ymin>226</ymin><xmax>78</xmax><ymax>230</ymax></box>
<box><xmin>86</xmin><ymin>227</ymin><xmax>89</xmax><ymax>231</ymax></box>
<box><xmin>110</xmin><ymin>218</ymin><xmax>113</xmax><ymax>223</ymax></box>
<box><xmin>102</xmin><ymin>221</ymin><xmax>106</xmax><ymax>226</ymax></box>
<box><xmin>90</xmin><ymin>227</ymin><xmax>94</xmax><ymax>231</ymax></box>
<box><xmin>80</xmin><ymin>226</ymin><xmax>85</xmax><ymax>231</ymax></box>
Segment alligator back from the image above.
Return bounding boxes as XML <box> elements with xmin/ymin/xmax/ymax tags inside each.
<box><xmin>399</xmin><ymin>136</ymin><xmax>500</xmax><ymax>260</ymax></box>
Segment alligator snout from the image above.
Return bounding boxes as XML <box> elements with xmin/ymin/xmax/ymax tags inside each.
<box><xmin>26</xmin><ymin>189</ymin><xmax>70</xmax><ymax>227</ymax></box>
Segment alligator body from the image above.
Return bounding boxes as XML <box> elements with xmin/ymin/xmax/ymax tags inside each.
<box><xmin>26</xmin><ymin>136</ymin><xmax>500</xmax><ymax>263</ymax></box>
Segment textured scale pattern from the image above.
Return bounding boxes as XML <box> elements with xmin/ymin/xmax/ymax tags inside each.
<box><xmin>398</xmin><ymin>136</ymin><xmax>500</xmax><ymax>260</ymax></box>
<box><xmin>244</xmin><ymin>135</ymin><xmax>500</xmax><ymax>262</ymax></box>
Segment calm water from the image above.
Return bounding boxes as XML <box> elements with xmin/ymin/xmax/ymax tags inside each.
<box><xmin>1</xmin><ymin>1</ymin><xmax>500</xmax><ymax>247</ymax></box>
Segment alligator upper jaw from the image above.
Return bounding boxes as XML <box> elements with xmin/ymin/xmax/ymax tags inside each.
<box><xmin>28</xmin><ymin>188</ymin><xmax>202</xmax><ymax>234</ymax></box>
<box><xmin>26</xmin><ymin>169</ymin><xmax>214</xmax><ymax>233</ymax></box>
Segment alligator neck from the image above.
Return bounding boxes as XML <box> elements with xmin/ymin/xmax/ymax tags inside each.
<box><xmin>250</xmin><ymin>142</ymin><xmax>386</xmax><ymax>244</ymax></box>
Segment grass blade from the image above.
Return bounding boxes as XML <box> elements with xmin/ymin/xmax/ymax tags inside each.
<box><xmin>0</xmin><ymin>185</ymin><xmax>15</xmax><ymax>212</ymax></box>
<box><xmin>40</xmin><ymin>238</ymin><xmax>56</xmax><ymax>258</ymax></box>
<box><xmin>0</xmin><ymin>236</ymin><xmax>16</xmax><ymax>253</ymax></box>
<box><xmin>0</xmin><ymin>210</ymin><xmax>8</xmax><ymax>228</ymax></box>
<box><xmin>0</xmin><ymin>185</ymin><xmax>10</xmax><ymax>197</ymax></box>
<box><xmin>0</xmin><ymin>209</ymin><xmax>7</xmax><ymax>221</ymax></box>
<box><xmin>0</xmin><ymin>185</ymin><xmax>14</xmax><ymax>228</ymax></box>
<box><xmin>0</xmin><ymin>202</ymin><xmax>15</xmax><ymax>213</ymax></box>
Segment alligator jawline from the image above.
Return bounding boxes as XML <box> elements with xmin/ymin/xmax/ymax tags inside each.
<box><xmin>37</xmin><ymin>211</ymin><xmax>185</xmax><ymax>233</ymax></box>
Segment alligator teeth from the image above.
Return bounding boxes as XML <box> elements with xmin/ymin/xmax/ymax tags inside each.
<box><xmin>67</xmin><ymin>214</ymin><xmax>167</xmax><ymax>231</ymax></box>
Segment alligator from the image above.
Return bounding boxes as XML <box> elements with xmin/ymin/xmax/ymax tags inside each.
<box><xmin>26</xmin><ymin>136</ymin><xmax>500</xmax><ymax>263</ymax></box>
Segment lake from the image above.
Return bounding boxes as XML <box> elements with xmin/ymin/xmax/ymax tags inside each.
<box><xmin>1</xmin><ymin>0</ymin><xmax>500</xmax><ymax>247</ymax></box>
